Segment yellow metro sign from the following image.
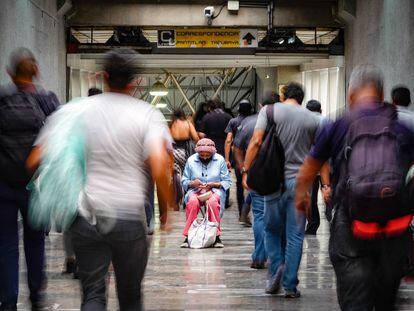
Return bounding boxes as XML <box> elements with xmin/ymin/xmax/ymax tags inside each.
<box><xmin>157</xmin><ymin>28</ymin><xmax>258</xmax><ymax>48</ymax></box>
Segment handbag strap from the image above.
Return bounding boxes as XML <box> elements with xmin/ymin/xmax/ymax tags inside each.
<box><xmin>265</xmin><ymin>104</ymin><xmax>275</xmax><ymax>132</ymax></box>
<box><xmin>205</xmin><ymin>200</ymin><xmax>218</xmax><ymax>223</ymax></box>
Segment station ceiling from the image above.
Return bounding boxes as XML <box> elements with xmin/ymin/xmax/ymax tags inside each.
<box><xmin>72</xmin><ymin>0</ymin><xmax>337</xmax><ymax>5</ymax></box>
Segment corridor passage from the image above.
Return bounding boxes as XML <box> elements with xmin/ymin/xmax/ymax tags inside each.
<box><xmin>17</xmin><ymin>207</ymin><xmax>414</xmax><ymax>310</ymax></box>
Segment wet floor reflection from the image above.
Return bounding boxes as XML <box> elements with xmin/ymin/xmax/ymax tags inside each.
<box><xmin>17</xmin><ymin>204</ymin><xmax>413</xmax><ymax>310</ymax></box>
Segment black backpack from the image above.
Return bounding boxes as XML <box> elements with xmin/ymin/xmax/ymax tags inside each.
<box><xmin>247</xmin><ymin>104</ymin><xmax>285</xmax><ymax>195</ymax></box>
<box><xmin>0</xmin><ymin>89</ymin><xmax>51</xmax><ymax>187</ymax></box>
<box><xmin>341</xmin><ymin>103</ymin><xmax>414</xmax><ymax>238</ymax></box>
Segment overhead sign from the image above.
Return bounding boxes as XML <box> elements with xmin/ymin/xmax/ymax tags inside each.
<box><xmin>158</xmin><ymin>30</ymin><xmax>176</xmax><ymax>47</ymax></box>
<box><xmin>157</xmin><ymin>28</ymin><xmax>257</xmax><ymax>48</ymax></box>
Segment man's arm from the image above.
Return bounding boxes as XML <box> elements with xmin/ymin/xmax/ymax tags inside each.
<box><xmin>26</xmin><ymin>145</ymin><xmax>43</xmax><ymax>174</ymax></box>
<box><xmin>233</xmin><ymin>146</ymin><xmax>245</xmax><ymax>170</ymax></box>
<box><xmin>148</xmin><ymin>139</ymin><xmax>174</xmax><ymax>227</ymax></box>
<box><xmin>295</xmin><ymin>156</ymin><xmax>325</xmax><ymax>214</ymax></box>
<box><xmin>297</xmin><ymin>116</ymin><xmax>336</xmax><ymax>212</ymax></box>
<box><xmin>320</xmin><ymin>162</ymin><xmax>332</xmax><ymax>204</ymax></box>
<box><xmin>241</xmin><ymin>129</ymin><xmax>265</xmax><ymax>188</ymax></box>
<box><xmin>241</xmin><ymin>106</ymin><xmax>268</xmax><ymax>184</ymax></box>
<box><xmin>243</xmin><ymin>129</ymin><xmax>265</xmax><ymax>169</ymax></box>
<box><xmin>224</xmin><ymin>132</ymin><xmax>233</xmax><ymax>169</ymax></box>
<box><xmin>218</xmin><ymin>158</ymin><xmax>232</xmax><ymax>191</ymax></box>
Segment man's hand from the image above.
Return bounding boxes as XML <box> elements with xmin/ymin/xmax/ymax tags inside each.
<box><xmin>242</xmin><ymin>173</ymin><xmax>250</xmax><ymax>190</ymax></box>
<box><xmin>150</xmin><ymin>139</ymin><xmax>174</xmax><ymax>235</ymax></box>
<box><xmin>226</xmin><ymin>161</ymin><xmax>232</xmax><ymax>172</ymax></box>
<box><xmin>295</xmin><ymin>190</ymin><xmax>311</xmax><ymax>215</ymax></box>
<box><xmin>26</xmin><ymin>145</ymin><xmax>43</xmax><ymax>174</ymax></box>
<box><xmin>295</xmin><ymin>157</ymin><xmax>325</xmax><ymax>215</ymax></box>
<box><xmin>321</xmin><ymin>185</ymin><xmax>332</xmax><ymax>205</ymax></box>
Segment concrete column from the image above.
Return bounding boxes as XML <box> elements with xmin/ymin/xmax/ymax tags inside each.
<box><xmin>337</xmin><ymin>67</ymin><xmax>346</xmax><ymax>115</ymax></box>
<box><xmin>345</xmin><ymin>0</ymin><xmax>414</xmax><ymax>101</ymax></box>
<box><xmin>70</xmin><ymin>68</ymin><xmax>81</xmax><ymax>100</ymax></box>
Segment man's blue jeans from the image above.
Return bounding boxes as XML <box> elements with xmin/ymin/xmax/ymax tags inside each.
<box><xmin>250</xmin><ymin>191</ymin><xmax>267</xmax><ymax>263</ymax></box>
<box><xmin>264</xmin><ymin>178</ymin><xmax>305</xmax><ymax>291</ymax></box>
<box><xmin>0</xmin><ymin>184</ymin><xmax>45</xmax><ymax>309</ymax></box>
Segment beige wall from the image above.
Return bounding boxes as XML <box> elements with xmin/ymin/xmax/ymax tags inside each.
<box><xmin>68</xmin><ymin>3</ymin><xmax>340</xmax><ymax>27</ymax></box>
<box><xmin>276</xmin><ymin>66</ymin><xmax>302</xmax><ymax>85</ymax></box>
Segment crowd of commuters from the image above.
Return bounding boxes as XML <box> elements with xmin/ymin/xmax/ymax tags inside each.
<box><xmin>0</xmin><ymin>46</ymin><xmax>413</xmax><ymax>311</ymax></box>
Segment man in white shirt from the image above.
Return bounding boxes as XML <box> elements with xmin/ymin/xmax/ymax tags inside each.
<box><xmin>32</xmin><ymin>49</ymin><xmax>173</xmax><ymax>311</ymax></box>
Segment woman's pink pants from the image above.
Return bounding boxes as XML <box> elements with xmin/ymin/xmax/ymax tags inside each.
<box><xmin>183</xmin><ymin>193</ymin><xmax>221</xmax><ymax>236</ymax></box>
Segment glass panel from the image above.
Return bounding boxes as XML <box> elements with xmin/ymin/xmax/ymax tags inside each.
<box><xmin>296</xmin><ymin>29</ymin><xmax>339</xmax><ymax>45</ymax></box>
<box><xmin>71</xmin><ymin>28</ymin><xmax>114</xmax><ymax>44</ymax></box>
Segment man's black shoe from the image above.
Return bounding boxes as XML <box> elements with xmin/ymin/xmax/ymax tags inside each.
<box><xmin>250</xmin><ymin>261</ymin><xmax>266</xmax><ymax>269</ymax></box>
<box><xmin>63</xmin><ymin>258</ymin><xmax>77</xmax><ymax>274</ymax></box>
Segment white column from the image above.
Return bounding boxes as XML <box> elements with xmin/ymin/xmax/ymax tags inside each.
<box><xmin>88</xmin><ymin>72</ymin><xmax>97</xmax><ymax>89</ymax></box>
<box><xmin>96</xmin><ymin>73</ymin><xmax>105</xmax><ymax>92</ymax></box>
<box><xmin>80</xmin><ymin>70</ymin><xmax>90</xmax><ymax>97</ymax></box>
<box><xmin>69</xmin><ymin>68</ymin><xmax>81</xmax><ymax>100</ymax></box>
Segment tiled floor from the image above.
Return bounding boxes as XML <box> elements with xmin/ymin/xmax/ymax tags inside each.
<box><xmin>16</xmin><ymin>204</ymin><xmax>414</xmax><ymax>310</ymax></box>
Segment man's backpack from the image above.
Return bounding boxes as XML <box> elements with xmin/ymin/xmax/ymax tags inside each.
<box><xmin>0</xmin><ymin>89</ymin><xmax>49</xmax><ymax>187</ymax></box>
<box><xmin>342</xmin><ymin>103</ymin><xmax>413</xmax><ymax>239</ymax></box>
<box><xmin>247</xmin><ymin>104</ymin><xmax>285</xmax><ymax>195</ymax></box>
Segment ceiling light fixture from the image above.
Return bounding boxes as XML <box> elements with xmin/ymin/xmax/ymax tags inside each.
<box><xmin>276</xmin><ymin>38</ymin><xmax>285</xmax><ymax>45</ymax></box>
<box><xmin>155</xmin><ymin>102</ymin><xmax>168</xmax><ymax>109</ymax></box>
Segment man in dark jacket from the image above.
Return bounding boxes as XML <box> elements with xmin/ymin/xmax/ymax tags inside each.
<box><xmin>296</xmin><ymin>65</ymin><xmax>414</xmax><ymax>310</ymax></box>
<box><xmin>198</xmin><ymin>100</ymin><xmax>232</xmax><ymax>157</ymax></box>
<box><xmin>0</xmin><ymin>48</ymin><xmax>59</xmax><ymax>311</ymax></box>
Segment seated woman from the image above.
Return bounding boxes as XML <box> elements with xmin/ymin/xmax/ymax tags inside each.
<box><xmin>180</xmin><ymin>138</ymin><xmax>231</xmax><ymax>248</ymax></box>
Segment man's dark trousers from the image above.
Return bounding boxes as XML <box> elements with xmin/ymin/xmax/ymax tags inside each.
<box><xmin>330</xmin><ymin>207</ymin><xmax>410</xmax><ymax>311</ymax></box>
<box><xmin>0</xmin><ymin>184</ymin><xmax>45</xmax><ymax>309</ymax></box>
<box><xmin>235</xmin><ymin>169</ymin><xmax>245</xmax><ymax>216</ymax></box>
<box><xmin>305</xmin><ymin>176</ymin><xmax>321</xmax><ymax>234</ymax></box>
<box><xmin>70</xmin><ymin>215</ymin><xmax>148</xmax><ymax>311</ymax></box>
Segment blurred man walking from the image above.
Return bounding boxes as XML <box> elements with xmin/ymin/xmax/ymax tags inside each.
<box><xmin>38</xmin><ymin>49</ymin><xmax>174</xmax><ymax>311</ymax></box>
<box><xmin>297</xmin><ymin>65</ymin><xmax>414</xmax><ymax>310</ymax></box>
<box><xmin>0</xmin><ymin>48</ymin><xmax>59</xmax><ymax>311</ymax></box>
